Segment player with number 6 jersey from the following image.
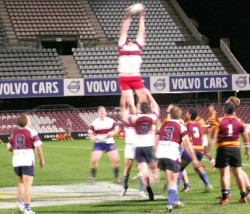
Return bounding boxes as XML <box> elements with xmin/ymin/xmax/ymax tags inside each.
<box><xmin>210</xmin><ymin>102</ymin><xmax>250</xmax><ymax>204</ymax></box>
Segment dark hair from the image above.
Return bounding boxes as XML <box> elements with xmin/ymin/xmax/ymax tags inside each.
<box><xmin>188</xmin><ymin>108</ymin><xmax>198</xmax><ymax>121</ymax></box>
<box><xmin>17</xmin><ymin>113</ymin><xmax>29</xmax><ymax>127</ymax></box>
<box><xmin>170</xmin><ymin>105</ymin><xmax>182</xmax><ymax>119</ymax></box>
<box><xmin>224</xmin><ymin>102</ymin><xmax>235</xmax><ymax>114</ymax></box>
<box><xmin>141</xmin><ymin>102</ymin><xmax>150</xmax><ymax>114</ymax></box>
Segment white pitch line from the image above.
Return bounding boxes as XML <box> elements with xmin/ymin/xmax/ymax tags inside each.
<box><xmin>43</xmin><ymin>145</ymin><xmax>124</xmax><ymax>151</ymax></box>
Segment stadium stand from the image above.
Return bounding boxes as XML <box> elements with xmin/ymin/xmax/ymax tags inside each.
<box><xmin>0</xmin><ymin>48</ymin><xmax>66</xmax><ymax>79</ymax></box>
<box><xmin>3</xmin><ymin>0</ymin><xmax>97</xmax><ymax>39</ymax></box>
<box><xmin>73</xmin><ymin>0</ymin><xmax>235</xmax><ymax>77</ymax></box>
<box><xmin>0</xmin><ymin>110</ymin><xmax>88</xmax><ymax>134</ymax></box>
<box><xmin>1</xmin><ymin>104</ymin><xmax>250</xmax><ymax>135</ymax></box>
<box><xmin>0</xmin><ymin>17</ymin><xmax>6</xmax><ymax>45</ymax></box>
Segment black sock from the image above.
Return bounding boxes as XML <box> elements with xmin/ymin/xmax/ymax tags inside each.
<box><xmin>221</xmin><ymin>189</ymin><xmax>230</xmax><ymax>200</ymax></box>
<box><xmin>123</xmin><ymin>175</ymin><xmax>129</xmax><ymax>189</ymax></box>
<box><xmin>114</xmin><ymin>167</ymin><xmax>119</xmax><ymax>179</ymax></box>
<box><xmin>240</xmin><ymin>192</ymin><xmax>247</xmax><ymax>199</ymax></box>
<box><xmin>91</xmin><ymin>168</ymin><xmax>97</xmax><ymax>178</ymax></box>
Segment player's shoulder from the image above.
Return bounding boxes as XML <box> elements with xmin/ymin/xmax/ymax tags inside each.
<box><xmin>25</xmin><ymin>127</ymin><xmax>38</xmax><ymax>136</ymax></box>
<box><xmin>105</xmin><ymin>116</ymin><xmax>115</xmax><ymax>122</ymax></box>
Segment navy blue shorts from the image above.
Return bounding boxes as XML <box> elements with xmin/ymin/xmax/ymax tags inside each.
<box><xmin>215</xmin><ymin>147</ymin><xmax>241</xmax><ymax>168</ymax></box>
<box><xmin>14</xmin><ymin>166</ymin><xmax>34</xmax><ymax>177</ymax></box>
<box><xmin>135</xmin><ymin>146</ymin><xmax>154</xmax><ymax>164</ymax></box>
<box><xmin>181</xmin><ymin>149</ymin><xmax>203</xmax><ymax>164</ymax></box>
<box><xmin>93</xmin><ymin>142</ymin><xmax>116</xmax><ymax>153</ymax></box>
<box><xmin>158</xmin><ymin>158</ymin><xmax>181</xmax><ymax>173</ymax></box>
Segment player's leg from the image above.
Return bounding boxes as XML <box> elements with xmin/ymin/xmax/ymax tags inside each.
<box><xmin>166</xmin><ymin>169</ymin><xmax>183</xmax><ymax>211</ymax></box>
<box><xmin>240</xmin><ymin>168</ymin><xmax>250</xmax><ymax>198</ymax></box>
<box><xmin>106</xmin><ymin>148</ymin><xmax>120</xmax><ymax>183</ymax></box>
<box><xmin>231</xmin><ymin>167</ymin><xmax>248</xmax><ymax>202</ymax></box>
<box><xmin>90</xmin><ymin>149</ymin><xmax>103</xmax><ymax>183</ymax></box>
<box><xmin>22</xmin><ymin>175</ymin><xmax>34</xmax><ymax>213</ymax></box>
<box><xmin>120</xmin><ymin>157</ymin><xmax>133</xmax><ymax>195</ymax></box>
<box><xmin>179</xmin><ymin>151</ymin><xmax>191</xmax><ymax>191</ymax></box>
<box><xmin>120</xmin><ymin>90</ymin><xmax>137</xmax><ymax>115</ymax></box>
<box><xmin>16</xmin><ymin>176</ymin><xmax>25</xmax><ymax>212</ymax></box>
<box><xmin>193</xmin><ymin>151</ymin><xmax>213</xmax><ymax>192</ymax></box>
<box><xmin>134</xmin><ymin>88</ymin><xmax>148</xmax><ymax>110</ymax></box>
<box><xmin>218</xmin><ymin>167</ymin><xmax>231</xmax><ymax>203</ymax></box>
<box><xmin>138</xmin><ymin>162</ymin><xmax>154</xmax><ymax>200</ymax></box>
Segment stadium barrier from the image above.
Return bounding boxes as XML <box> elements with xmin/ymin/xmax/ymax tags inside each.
<box><xmin>0</xmin><ymin>75</ymin><xmax>249</xmax><ymax>99</ymax></box>
<box><xmin>0</xmin><ymin>132</ymin><xmax>89</xmax><ymax>143</ymax></box>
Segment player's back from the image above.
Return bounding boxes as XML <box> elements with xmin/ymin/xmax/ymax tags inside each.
<box><xmin>10</xmin><ymin>128</ymin><xmax>36</xmax><ymax>150</ymax></box>
<box><xmin>215</xmin><ymin>115</ymin><xmax>244</xmax><ymax>148</ymax></box>
<box><xmin>158</xmin><ymin>120</ymin><xmax>186</xmax><ymax>144</ymax></box>
<box><xmin>134</xmin><ymin>114</ymin><xmax>155</xmax><ymax>135</ymax></box>
<box><xmin>156</xmin><ymin>120</ymin><xmax>187</xmax><ymax>160</ymax></box>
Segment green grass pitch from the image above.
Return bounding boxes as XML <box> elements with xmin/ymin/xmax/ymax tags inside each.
<box><xmin>0</xmin><ymin>139</ymin><xmax>250</xmax><ymax>213</ymax></box>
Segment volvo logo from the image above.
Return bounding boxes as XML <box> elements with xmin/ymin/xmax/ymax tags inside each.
<box><xmin>235</xmin><ymin>76</ymin><xmax>247</xmax><ymax>88</ymax></box>
<box><xmin>67</xmin><ymin>81</ymin><xmax>81</xmax><ymax>93</ymax></box>
<box><xmin>154</xmin><ymin>79</ymin><xmax>166</xmax><ymax>91</ymax></box>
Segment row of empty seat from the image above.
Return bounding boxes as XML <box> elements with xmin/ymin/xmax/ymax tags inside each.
<box><xmin>4</xmin><ymin>0</ymin><xmax>97</xmax><ymax>39</ymax></box>
<box><xmin>0</xmin><ymin>48</ymin><xmax>66</xmax><ymax>79</ymax></box>
<box><xmin>1</xmin><ymin>104</ymin><xmax>250</xmax><ymax>135</ymax></box>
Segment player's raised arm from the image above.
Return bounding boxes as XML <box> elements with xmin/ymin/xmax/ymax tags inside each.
<box><xmin>136</xmin><ymin>10</ymin><xmax>146</xmax><ymax>46</ymax></box>
<box><xmin>119</xmin><ymin>14</ymin><xmax>132</xmax><ymax>47</ymax></box>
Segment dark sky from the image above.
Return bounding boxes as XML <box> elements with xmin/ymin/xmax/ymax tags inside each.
<box><xmin>177</xmin><ymin>0</ymin><xmax>250</xmax><ymax>73</ymax></box>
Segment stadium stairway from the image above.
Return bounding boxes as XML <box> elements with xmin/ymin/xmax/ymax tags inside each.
<box><xmin>60</xmin><ymin>55</ymin><xmax>82</xmax><ymax>78</ymax></box>
<box><xmin>81</xmin><ymin>0</ymin><xmax>107</xmax><ymax>43</ymax></box>
<box><xmin>0</xmin><ymin>0</ymin><xmax>17</xmax><ymax>44</ymax></box>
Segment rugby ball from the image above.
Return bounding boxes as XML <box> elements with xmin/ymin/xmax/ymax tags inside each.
<box><xmin>126</xmin><ymin>3</ymin><xmax>145</xmax><ymax>15</ymax></box>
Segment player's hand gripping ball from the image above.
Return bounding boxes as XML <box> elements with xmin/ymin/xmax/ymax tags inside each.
<box><xmin>126</xmin><ymin>3</ymin><xmax>145</xmax><ymax>15</ymax></box>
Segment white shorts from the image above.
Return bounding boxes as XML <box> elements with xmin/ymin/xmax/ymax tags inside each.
<box><xmin>124</xmin><ymin>144</ymin><xmax>136</xmax><ymax>159</ymax></box>
<box><xmin>202</xmin><ymin>135</ymin><xmax>208</xmax><ymax>147</ymax></box>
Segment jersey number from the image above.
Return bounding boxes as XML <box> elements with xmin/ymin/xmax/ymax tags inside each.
<box><xmin>139</xmin><ymin>123</ymin><xmax>150</xmax><ymax>134</ymax></box>
<box><xmin>163</xmin><ymin>127</ymin><xmax>174</xmax><ymax>141</ymax></box>
<box><xmin>193</xmin><ymin>127</ymin><xmax>200</xmax><ymax>138</ymax></box>
<box><xmin>16</xmin><ymin>135</ymin><xmax>25</xmax><ymax>150</ymax></box>
<box><xmin>227</xmin><ymin>124</ymin><xmax>233</xmax><ymax>137</ymax></box>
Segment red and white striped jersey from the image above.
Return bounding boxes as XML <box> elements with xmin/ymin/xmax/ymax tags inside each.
<box><xmin>118</xmin><ymin>39</ymin><xmax>144</xmax><ymax>74</ymax></box>
<box><xmin>88</xmin><ymin>117</ymin><xmax>118</xmax><ymax>144</ymax></box>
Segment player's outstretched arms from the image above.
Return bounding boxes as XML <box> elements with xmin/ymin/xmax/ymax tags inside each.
<box><xmin>119</xmin><ymin>14</ymin><xmax>132</xmax><ymax>46</ymax></box>
<box><xmin>137</xmin><ymin>9</ymin><xmax>146</xmax><ymax>45</ymax></box>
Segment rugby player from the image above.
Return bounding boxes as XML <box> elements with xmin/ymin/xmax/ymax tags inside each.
<box><xmin>122</xmin><ymin>92</ymin><xmax>159</xmax><ymax>201</ymax></box>
<box><xmin>156</xmin><ymin>106</ymin><xmax>202</xmax><ymax>212</ymax></box>
<box><xmin>205</xmin><ymin>104</ymin><xmax>217</xmax><ymax>170</ymax></box>
<box><xmin>120</xmin><ymin>117</ymin><xmax>145</xmax><ymax>197</ymax></box>
<box><xmin>224</xmin><ymin>96</ymin><xmax>250</xmax><ymax>199</ymax></box>
<box><xmin>179</xmin><ymin>108</ymin><xmax>213</xmax><ymax>192</ymax></box>
<box><xmin>118</xmin><ymin>8</ymin><xmax>148</xmax><ymax>114</ymax></box>
<box><xmin>88</xmin><ymin>106</ymin><xmax>120</xmax><ymax>184</ymax></box>
<box><xmin>65</xmin><ymin>118</ymin><xmax>73</xmax><ymax>140</ymax></box>
<box><xmin>210</xmin><ymin>103</ymin><xmax>250</xmax><ymax>204</ymax></box>
<box><xmin>7</xmin><ymin>114</ymin><xmax>45</xmax><ymax>214</ymax></box>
